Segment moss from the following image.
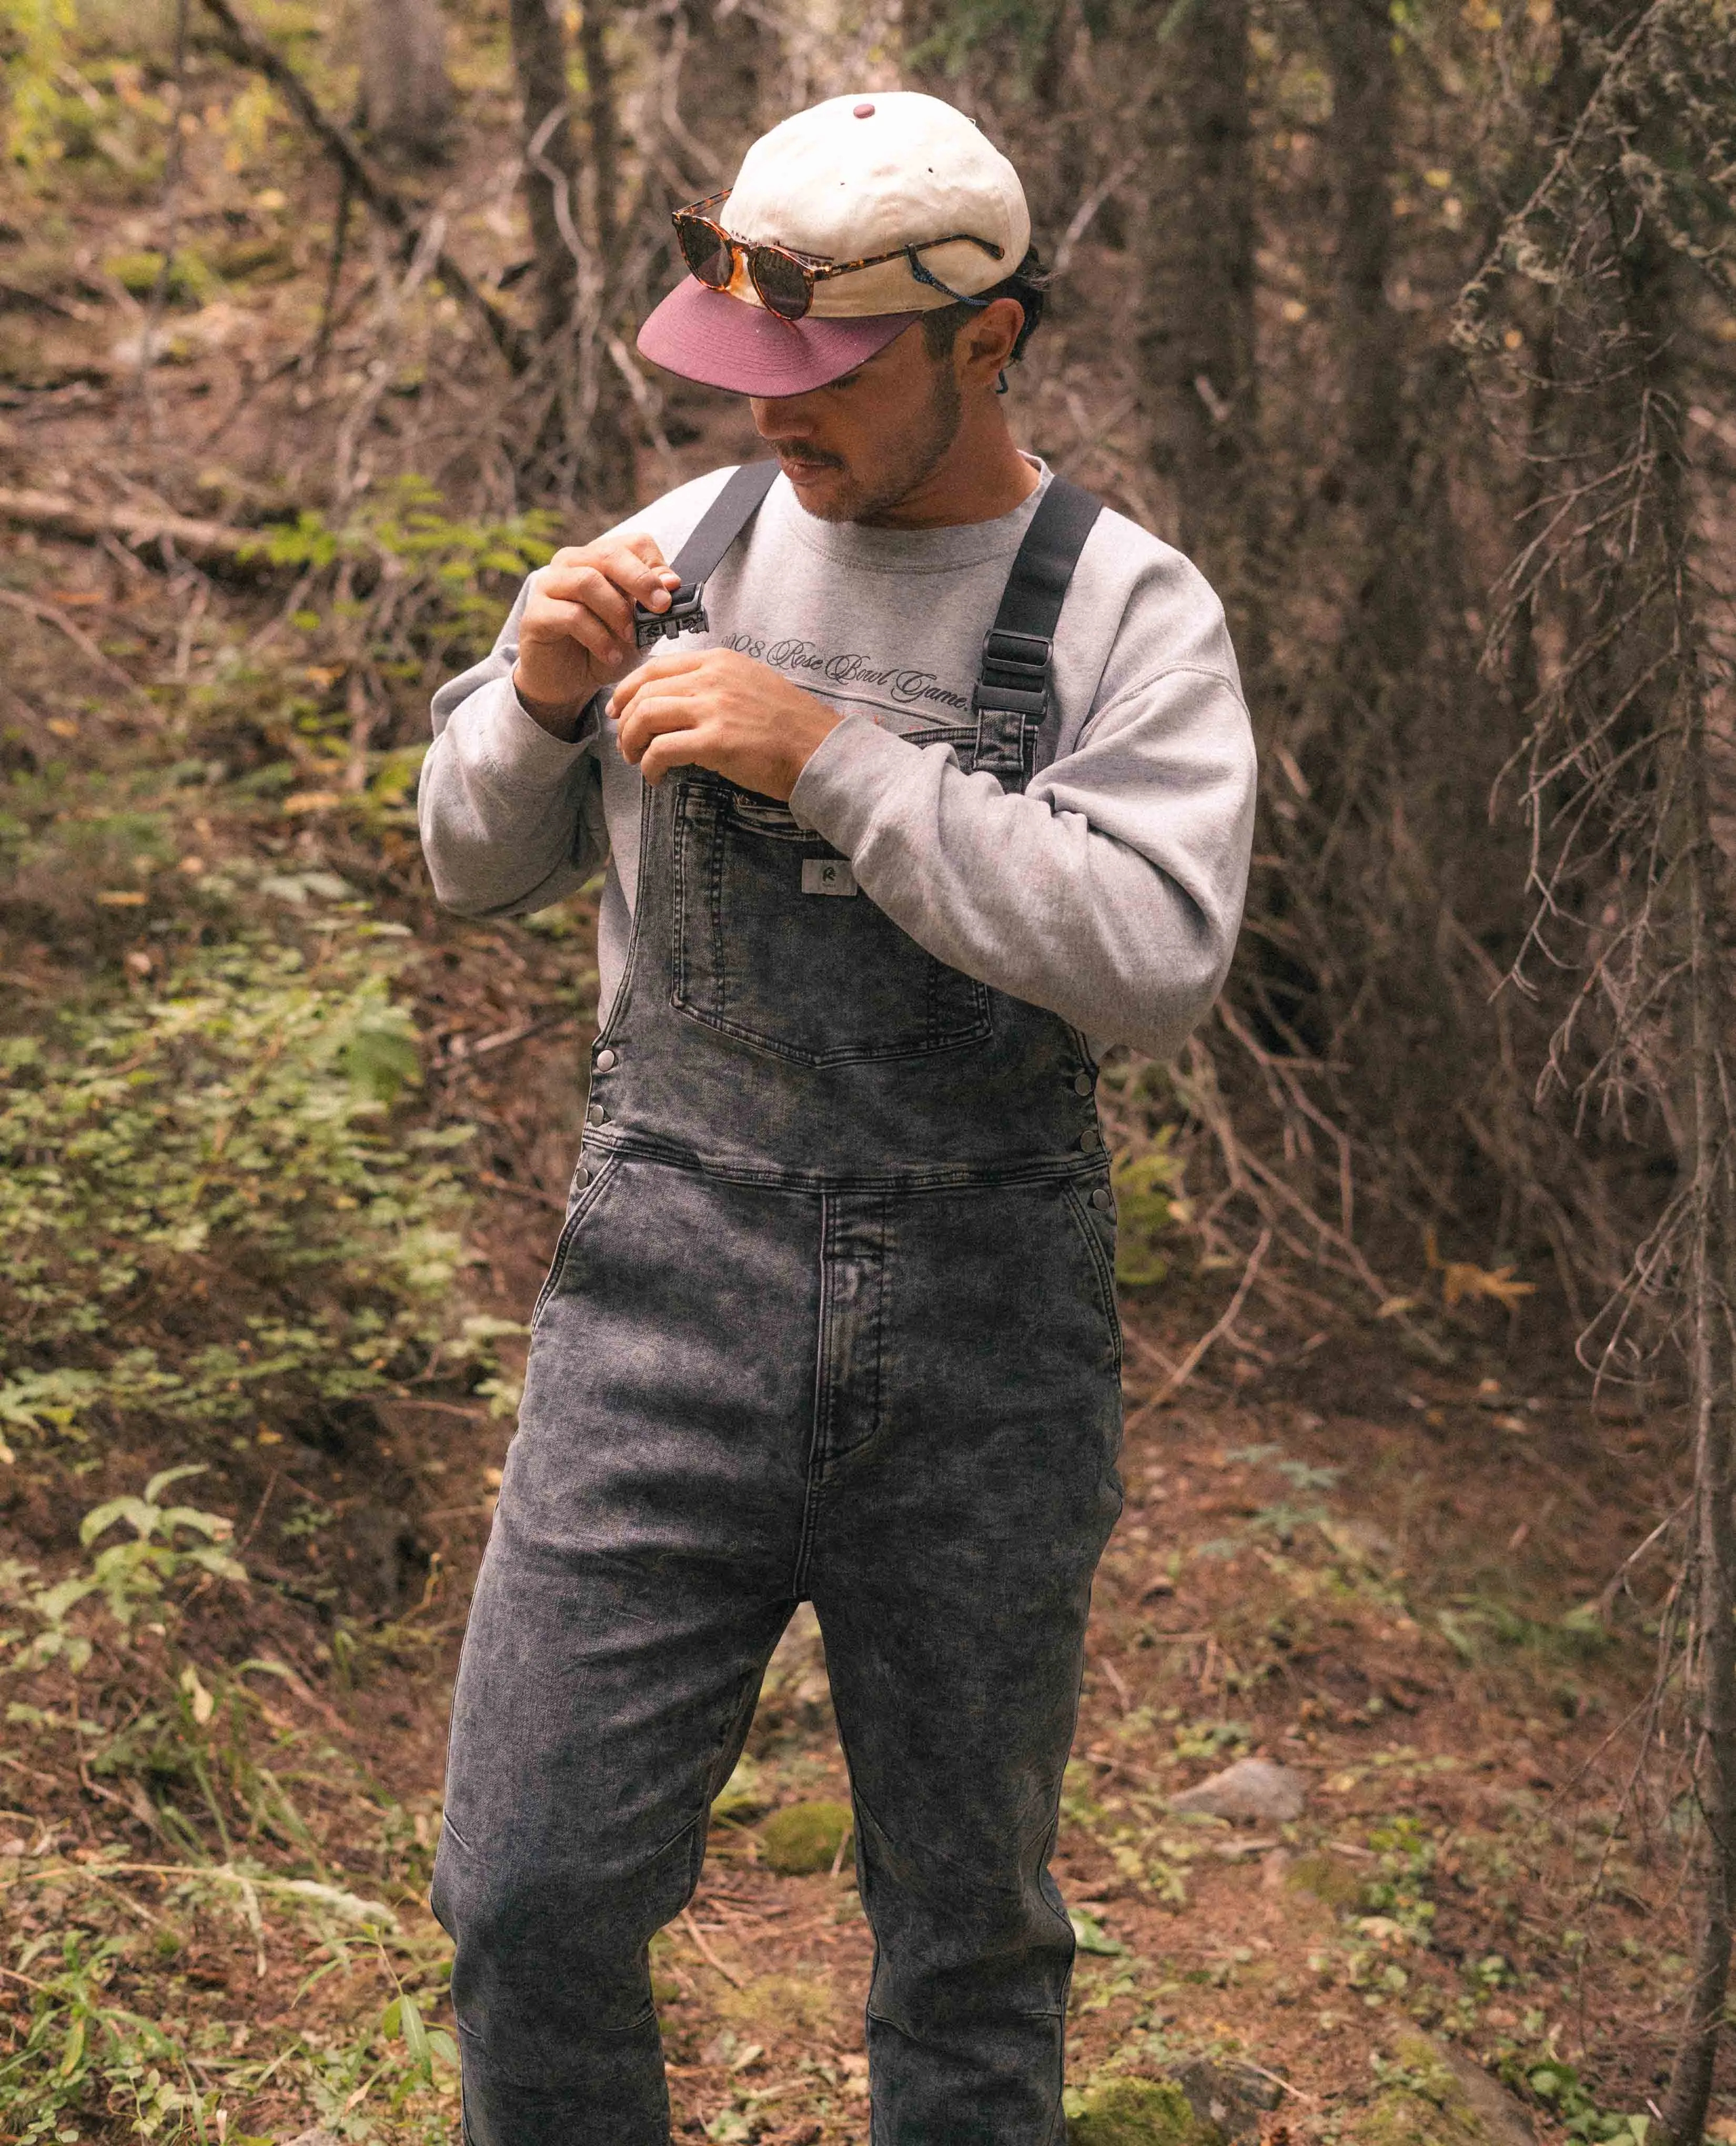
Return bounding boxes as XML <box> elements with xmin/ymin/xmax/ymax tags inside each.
<box><xmin>715</xmin><ymin>1970</ymin><xmax>835</xmax><ymax>2036</ymax></box>
<box><xmin>100</xmin><ymin>249</ymin><xmax>213</xmax><ymax>303</ymax></box>
<box><xmin>1071</xmin><ymin>2078</ymin><xmax>1221</xmax><ymax>2146</ymax></box>
<box><xmin>1287</xmin><ymin>1851</ymin><xmax>1366</xmax><ymax>1910</ymax></box>
<box><xmin>759</xmin><ymin>1798</ymin><xmax>853</xmax><ymax>1875</ymax></box>
<box><xmin>1356</xmin><ymin>2036</ymin><xmax>1509</xmax><ymax>2146</ymax></box>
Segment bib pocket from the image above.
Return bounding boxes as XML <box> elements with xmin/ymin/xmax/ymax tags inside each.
<box><xmin>672</xmin><ymin>774</ymin><xmax>993</xmax><ymax>1068</ymax></box>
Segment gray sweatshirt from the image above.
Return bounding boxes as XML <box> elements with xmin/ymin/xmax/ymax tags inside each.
<box><xmin>420</xmin><ymin>463</ymin><xmax>1256</xmax><ymax>1061</ymax></box>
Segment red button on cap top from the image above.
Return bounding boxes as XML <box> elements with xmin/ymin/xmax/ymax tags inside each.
<box><xmin>853</xmin><ymin>102</ymin><xmax>875</xmax><ymax>117</ymax></box>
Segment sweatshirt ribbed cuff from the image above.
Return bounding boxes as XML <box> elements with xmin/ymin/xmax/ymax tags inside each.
<box><xmin>787</xmin><ymin>714</ymin><xmax>920</xmax><ymax>851</ymax></box>
<box><xmin>461</xmin><ymin>676</ymin><xmax>602</xmax><ymax>788</ymax></box>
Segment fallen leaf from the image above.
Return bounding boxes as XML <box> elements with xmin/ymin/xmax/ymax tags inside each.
<box><xmin>180</xmin><ymin>1664</ymin><xmax>215</xmax><ymax>1726</ymax></box>
<box><xmin>1441</xmin><ymin>1261</ymin><xmax>1537</xmax><ymax>1310</ymax></box>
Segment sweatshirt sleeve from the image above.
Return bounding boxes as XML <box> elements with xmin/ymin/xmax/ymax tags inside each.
<box><xmin>786</xmin><ymin>662</ymin><xmax>1257</xmax><ymax>1061</ymax></box>
<box><xmin>417</xmin><ymin>576</ymin><xmax>609</xmax><ymax>918</ymax></box>
<box><xmin>418</xmin><ymin>464</ymin><xmax>743</xmax><ymax>919</ymax></box>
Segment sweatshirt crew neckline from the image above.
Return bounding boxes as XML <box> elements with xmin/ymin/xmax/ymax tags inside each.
<box><xmin>763</xmin><ymin>458</ymin><xmax>1051</xmax><ymax>575</ymax></box>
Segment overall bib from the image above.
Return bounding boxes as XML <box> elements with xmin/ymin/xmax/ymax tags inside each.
<box><xmin>432</xmin><ymin>475</ymin><xmax>1126</xmax><ymax>2146</ymax></box>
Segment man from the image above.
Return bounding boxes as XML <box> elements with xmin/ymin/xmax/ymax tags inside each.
<box><xmin>421</xmin><ymin>89</ymin><xmax>1255</xmax><ymax>2146</ymax></box>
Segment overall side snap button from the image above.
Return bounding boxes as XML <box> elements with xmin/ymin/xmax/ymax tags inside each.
<box><xmin>573</xmin><ymin>1165</ymin><xmax>590</xmax><ymax>1190</ymax></box>
<box><xmin>587</xmin><ymin>1103</ymin><xmax>606</xmax><ymax>1127</ymax></box>
<box><xmin>1073</xmin><ymin>1072</ymin><xmax>1094</xmax><ymax>1096</ymax></box>
<box><xmin>1079</xmin><ymin>1127</ymin><xmax>1102</xmax><ymax>1153</ymax></box>
<box><xmin>1092</xmin><ymin>1186</ymin><xmax>1114</xmax><ymax>1211</ymax></box>
<box><xmin>594</xmin><ymin>1048</ymin><xmax>617</xmax><ymax>1071</ymax></box>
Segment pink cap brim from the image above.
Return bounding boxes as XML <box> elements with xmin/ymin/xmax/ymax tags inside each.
<box><xmin>637</xmin><ymin>278</ymin><xmax>922</xmax><ymax>396</ymax></box>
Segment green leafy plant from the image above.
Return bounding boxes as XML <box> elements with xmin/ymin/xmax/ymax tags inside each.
<box><xmin>5</xmin><ymin>1466</ymin><xmax>245</xmax><ymax>1675</ymax></box>
<box><xmin>0</xmin><ymin>1927</ymin><xmax>219</xmax><ymax>2144</ymax></box>
<box><xmin>1111</xmin><ymin>1128</ymin><xmax>1188</xmax><ymax>1287</ymax></box>
<box><xmin>0</xmin><ymin>922</ymin><xmax>472</xmax><ymax>1449</ymax></box>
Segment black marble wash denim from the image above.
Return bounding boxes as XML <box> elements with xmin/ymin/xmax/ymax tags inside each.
<box><xmin>432</xmin><ymin>746</ymin><xmax>1124</xmax><ymax>2145</ymax></box>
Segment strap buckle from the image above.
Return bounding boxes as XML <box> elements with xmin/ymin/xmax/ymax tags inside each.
<box><xmin>633</xmin><ymin>583</ymin><xmax>708</xmax><ymax>647</ymax></box>
<box><xmin>971</xmin><ymin>627</ymin><xmax>1051</xmax><ymax>718</ymax></box>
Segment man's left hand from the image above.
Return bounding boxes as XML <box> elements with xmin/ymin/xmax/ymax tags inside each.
<box><xmin>611</xmin><ymin>648</ymin><xmax>843</xmax><ymax>802</ymax></box>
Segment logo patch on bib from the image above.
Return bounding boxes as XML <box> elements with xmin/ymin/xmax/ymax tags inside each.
<box><xmin>801</xmin><ymin>857</ymin><xmax>859</xmax><ymax>898</ymax></box>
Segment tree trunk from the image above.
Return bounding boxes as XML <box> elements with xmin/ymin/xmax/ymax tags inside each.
<box><xmin>1645</xmin><ymin>190</ymin><xmax>1736</xmax><ymax>2146</ymax></box>
<box><xmin>1310</xmin><ymin>0</ymin><xmax>1412</xmax><ymax>676</ymax></box>
<box><xmin>1136</xmin><ymin>0</ymin><xmax>1257</xmax><ymax>582</ymax></box>
<box><xmin>359</xmin><ymin>0</ymin><xmax>454</xmax><ymax>163</ymax></box>
<box><xmin>1661</xmin><ymin>658</ymin><xmax>1736</xmax><ymax>2146</ymax></box>
<box><xmin>509</xmin><ymin>0</ymin><xmax>581</xmax><ymax>346</ymax></box>
<box><xmin>662</xmin><ymin>0</ymin><xmax>770</xmax><ymax>197</ymax></box>
<box><xmin>507</xmin><ymin>0</ymin><xmax>634</xmax><ymax>503</ymax></box>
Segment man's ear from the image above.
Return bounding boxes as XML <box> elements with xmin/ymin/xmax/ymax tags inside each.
<box><xmin>956</xmin><ymin>297</ymin><xmax>1025</xmax><ymax>386</ymax></box>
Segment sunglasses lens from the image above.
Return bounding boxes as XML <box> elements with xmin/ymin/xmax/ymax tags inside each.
<box><xmin>678</xmin><ymin>217</ymin><xmax>732</xmax><ymax>289</ymax></box>
<box><xmin>750</xmin><ymin>247</ymin><xmax>812</xmax><ymax>321</ymax></box>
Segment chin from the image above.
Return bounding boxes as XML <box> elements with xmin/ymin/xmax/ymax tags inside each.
<box><xmin>782</xmin><ymin>464</ymin><xmax>860</xmax><ymax>522</ymax></box>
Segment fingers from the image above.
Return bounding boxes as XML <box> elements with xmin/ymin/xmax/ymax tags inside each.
<box><xmin>609</xmin><ymin>647</ymin><xmax>710</xmax><ymax>717</ymax></box>
<box><xmin>614</xmin><ymin>685</ymin><xmax>705</xmax><ymax>766</ymax></box>
<box><xmin>638</xmin><ymin>726</ymin><xmax>718</xmax><ymax>787</ymax></box>
<box><xmin>621</xmin><ymin>531</ymin><xmax>681</xmax><ymax>591</ymax></box>
<box><xmin>529</xmin><ymin>565</ymin><xmax>637</xmax><ymax>656</ymax></box>
<box><xmin>528</xmin><ymin>595</ymin><xmax>629</xmax><ymax>675</ymax></box>
<box><xmin>544</xmin><ymin>539</ymin><xmax>678</xmax><ymax>613</ymax></box>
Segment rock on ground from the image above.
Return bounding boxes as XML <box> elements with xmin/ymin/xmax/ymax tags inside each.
<box><xmin>1174</xmin><ymin>2057</ymin><xmax>1285</xmax><ymax>2140</ymax></box>
<box><xmin>1168</xmin><ymin>1757</ymin><xmax>1308</xmax><ymax>1823</ymax></box>
<box><xmin>1358</xmin><ymin>2034</ymin><xmax>1537</xmax><ymax>2146</ymax></box>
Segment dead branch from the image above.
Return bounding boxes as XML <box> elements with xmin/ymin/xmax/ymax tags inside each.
<box><xmin>0</xmin><ymin>587</ymin><xmax>152</xmax><ymax>700</ymax></box>
<box><xmin>0</xmin><ymin>487</ymin><xmax>273</xmax><ymax>572</ymax></box>
<box><xmin>194</xmin><ymin>0</ymin><xmax>527</xmax><ymax>370</ymax></box>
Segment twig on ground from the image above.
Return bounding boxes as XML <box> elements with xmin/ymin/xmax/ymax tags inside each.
<box><xmin>680</xmin><ymin>1904</ymin><xmax>745</xmax><ymax>1988</ymax></box>
<box><xmin>0</xmin><ymin>488</ymin><xmax>266</xmax><ymax>571</ymax></box>
<box><xmin>1127</xmin><ymin>1227</ymin><xmax>1274</xmax><ymax>1424</ymax></box>
<box><xmin>477</xmin><ymin>1170</ymin><xmax>567</xmax><ymax>1213</ymax></box>
<box><xmin>0</xmin><ymin>585</ymin><xmax>151</xmax><ymax>700</ymax></box>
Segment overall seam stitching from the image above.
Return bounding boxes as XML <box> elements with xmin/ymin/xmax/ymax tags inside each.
<box><xmin>792</xmin><ymin>1189</ymin><xmax>833</xmax><ymax>1598</ymax></box>
<box><xmin>528</xmin><ymin>1151</ymin><xmax>622</xmax><ymax>1332</ymax></box>
<box><xmin>1062</xmin><ymin>1179</ymin><xmax>1123</xmax><ymax>1374</ymax></box>
<box><xmin>577</xmin><ymin>1130</ymin><xmax>1108</xmax><ymax>1196</ymax></box>
<box><xmin>588</xmin><ymin>781</ymin><xmax>655</xmax><ymax>1058</ymax></box>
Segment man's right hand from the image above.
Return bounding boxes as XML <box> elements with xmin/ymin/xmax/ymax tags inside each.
<box><xmin>511</xmin><ymin>533</ymin><xmax>681</xmax><ymax>738</ymax></box>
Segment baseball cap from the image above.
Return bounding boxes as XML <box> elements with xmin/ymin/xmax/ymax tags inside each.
<box><xmin>637</xmin><ymin>90</ymin><xmax>1031</xmax><ymax>397</ymax></box>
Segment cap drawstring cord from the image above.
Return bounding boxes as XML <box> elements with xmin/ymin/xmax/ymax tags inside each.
<box><xmin>905</xmin><ymin>246</ymin><xmax>992</xmax><ymax>309</ymax></box>
<box><xmin>907</xmin><ymin>244</ymin><xmax>1011</xmax><ymax>391</ymax></box>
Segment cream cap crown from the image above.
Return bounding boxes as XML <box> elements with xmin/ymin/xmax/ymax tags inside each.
<box><xmin>720</xmin><ymin>90</ymin><xmax>1030</xmax><ymax>318</ymax></box>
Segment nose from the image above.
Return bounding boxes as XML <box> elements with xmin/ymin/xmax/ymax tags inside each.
<box><xmin>751</xmin><ymin>393</ymin><xmax>818</xmax><ymax>440</ymax></box>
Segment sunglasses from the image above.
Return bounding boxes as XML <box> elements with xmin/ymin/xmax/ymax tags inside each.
<box><xmin>672</xmin><ymin>190</ymin><xmax>1004</xmax><ymax>323</ymax></box>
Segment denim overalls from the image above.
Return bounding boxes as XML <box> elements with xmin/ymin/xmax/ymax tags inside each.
<box><xmin>432</xmin><ymin>486</ymin><xmax>1125</xmax><ymax>2146</ymax></box>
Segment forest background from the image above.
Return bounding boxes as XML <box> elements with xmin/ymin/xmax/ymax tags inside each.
<box><xmin>2</xmin><ymin>0</ymin><xmax>1734</xmax><ymax>2142</ymax></box>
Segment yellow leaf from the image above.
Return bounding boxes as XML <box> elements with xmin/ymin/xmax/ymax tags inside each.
<box><xmin>281</xmin><ymin>791</ymin><xmax>343</xmax><ymax>815</ymax></box>
<box><xmin>1441</xmin><ymin>1261</ymin><xmax>1537</xmax><ymax>1310</ymax></box>
<box><xmin>1376</xmin><ymin>1295</ymin><xmax>1419</xmax><ymax>1319</ymax></box>
<box><xmin>96</xmin><ymin>889</ymin><xmax>148</xmax><ymax>907</ymax></box>
<box><xmin>180</xmin><ymin>1664</ymin><xmax>216</xmax><ymax>1725</ymax></box>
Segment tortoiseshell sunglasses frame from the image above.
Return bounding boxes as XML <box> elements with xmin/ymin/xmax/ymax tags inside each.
<box><xmin>672</xmin><ymin>189</ymin><xmax>1004</xmax><ymax>322</ymax></box>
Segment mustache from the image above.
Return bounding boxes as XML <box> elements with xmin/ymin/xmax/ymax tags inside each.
<box><xmin>772</xmin><ymin>447</ymin><xmax>845</xmax><ymax>473</ymax></box>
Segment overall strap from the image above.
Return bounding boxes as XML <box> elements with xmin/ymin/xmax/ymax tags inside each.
<box><xmin>634</xmin><ymin>460</ymin><xmax>781</xmax><ymax>646</ymax></box>
<box><xmin>971</xmin><ymin>475</ymin><xmax>1105</xmax><ymax>791</ymax></box>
